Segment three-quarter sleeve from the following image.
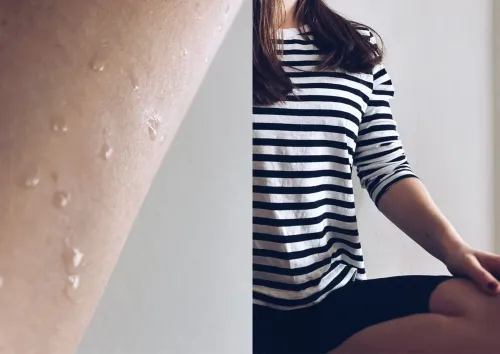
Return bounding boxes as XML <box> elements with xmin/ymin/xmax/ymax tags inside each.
<box><xmin>353</xmin><ymin>64</ymin><xmax>417</xmax><ymax>206</ymax></box>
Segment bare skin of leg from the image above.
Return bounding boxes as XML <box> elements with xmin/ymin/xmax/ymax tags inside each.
<box><xmin>0</xmin><ymin>0</ymin><xmax>242</xmax><ymax>353</ymax></box>
<box><xmin>332</xmin><ymin>278</ymin><xmax>499</xmax><ymax>354</ymax></box>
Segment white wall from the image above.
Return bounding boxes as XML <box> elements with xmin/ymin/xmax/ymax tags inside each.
<box><xmin>79</xmin><ymin>0</ymin><xmax>495</xmax><ymax>353</ymax></box>
<box><xmin>333</xmin><ymin>0</ymin><xmax>494</xmax><ymax>277</ymax></box>
<box><xmin>494</xmin><ymin>0</ymin><xmax>500</xmax><ymax>253</ymax></box>
<box><xmin>78</xmin><ymin>1</ymin><xmax>252</xmax><ymax>353</ymax></box>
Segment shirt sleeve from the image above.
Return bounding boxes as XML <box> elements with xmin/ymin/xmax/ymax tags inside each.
<box><xmin>353</xmin><ymin>64</ymin><xmax>417</xmax><ymax>206</ymax></box>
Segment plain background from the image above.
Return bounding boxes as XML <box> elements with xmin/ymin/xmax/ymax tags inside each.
<box><xmin>78</xmin><ymin>0</ymin><xmax>496</xmax><ymax>353</ymax></box>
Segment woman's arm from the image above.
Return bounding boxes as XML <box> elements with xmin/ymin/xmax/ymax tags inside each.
<box><xmin>354</xmin><ymin>55</ymin><xmax>500</xmax><ymax>295</ymax></box>
<box><xmin>352</xmin><ymin>60</ymin><xmax>465</xmax><ymax>270</ymax></box>
<box><xmin>377</xmin><ymin>178</ymin><xmax>465</xmax><ymax>263</ymax></box>
<box><xmin>0</xmin><ymin>0</ymin><xmax>242</xmax><ymax>352</ymax></box>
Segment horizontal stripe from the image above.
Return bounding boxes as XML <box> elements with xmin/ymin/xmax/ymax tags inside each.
<box><xmin>254</xmin><ymin>237</ymin><xmax>361</xmax><ymax>261</ymax></box>
<box><xmin>254</xmin><ymin>223</ymin><xmax>359</xmax><ymax>243</ymax></box>
<box><xmin>286</xmin><ymin>95</ymin><xmax>364</xmax><ymax>113</ymax></box>
<box><xmin>253</xmin><ymin>248</ymin><xmax>364</xmax><ymax>275</ymax></box>
<box><xmin>294</xmin><ymin>82</ymin><xmax>370</xmax><ymax>102</ymax></box>
<box><xmin>253</xmin><ymin>197</ymin><xmax>355</xmax><ymax>211</ymax></box>
<box><xmin>253</xmin><ymin>260</ymin><xmax>362</xmax><ymax>293</ymax></box>
<box><xmin>283</xmin><ymin>49</ymin><xmax>322</xmax><ymax>55</ymax></box>
<box><xmin>253</xmin><ymin>122</ymin><xmax>358</xmax><ymax>142</ymax></box>
<box><xmin>282</xmin><ymin>59</ymin><xmax>322</xmax><ymax>67</ymax></box>
<box><xmin>253</xmin><ymin>209</ymin><xmax>357</xmax><ymax>227</ymax></box>
<box><xmin>282</xmin><ymin>38</ymin><xmax>315</xmax><ymax>45</ymax></box>
<box><xmin>253</xmin><ymin>183</ymin><xmax>353</xmax><ymax>196</ymax></box>
<box><xmin>287</xmin><ymin>71</ymin><xmax>373</xmax><ymax>89</ymax></box>
<box><xmin>253</xmin><ymin>266</ymin><xmax>354</xmax><ymax>308</ymax></box>
<box><xmin>253</xmin><ymin>138</ymin><xmax>353</xmax><ymax>155</ymax></box>
<box><xmin>253</xmin><ymin>169</ymin><xmax>352</xmax><ymax>180</ymax></box>
<box><xmin>254</xmin><ymin>153</ymin><xmax>351</xmax><ymax>165</ymax></box>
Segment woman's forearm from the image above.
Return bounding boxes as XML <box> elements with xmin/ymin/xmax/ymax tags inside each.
<box><xmin>377</xmin><ymin>178</ymin><xmax>466</xmax><ymax>264</ymax></box>
<box><xmin>0</xmin><ymin>0</ymin><xmax>242</xmax><ymax>353</ymax></box>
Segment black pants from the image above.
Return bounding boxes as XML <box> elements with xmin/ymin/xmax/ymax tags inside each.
<box><xmin>253</xmin><ymin>275</ymin><xmax>453</xmax><ymax>354</ymax></box>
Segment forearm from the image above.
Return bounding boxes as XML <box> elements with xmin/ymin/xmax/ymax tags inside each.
<box><xmin>377</xmin><ymin>178</ymin><xmax>466</xmax><ymax>264</ymax></box>
<box><xmin>0</xmin><ymin>0</ymin><xmax>241</xmax><ymax>353</ymax></box>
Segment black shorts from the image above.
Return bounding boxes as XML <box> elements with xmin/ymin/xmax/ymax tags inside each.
<box><xmin>253</xmin><ymin>275</ymin><xmax>453</xmax><ymax>354</ymax></box>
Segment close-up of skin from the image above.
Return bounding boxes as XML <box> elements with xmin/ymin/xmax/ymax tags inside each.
<box><xmin>0</xmin><ymin>0</ymin><xmax>243</xmax><ymax>353</ymax></box>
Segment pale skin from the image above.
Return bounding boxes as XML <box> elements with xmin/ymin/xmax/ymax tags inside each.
<box><xmin>278</xmin><ymin>1</ymin><xmax>500</xmax><ymax>353</ymax></box>
<box><xmin>0</xmin><ymin>0</ymin><xmax>243</xmax><ymax>353</ymax></box>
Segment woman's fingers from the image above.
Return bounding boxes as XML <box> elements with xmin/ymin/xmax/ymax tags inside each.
<box><xmin>465</xmin><ymin>254</ymin><xmax>500</xmax><ymax>296</ymax></box>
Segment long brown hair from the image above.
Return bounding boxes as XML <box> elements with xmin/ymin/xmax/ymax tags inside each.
<box><xmin>253</xmin><ymin>0</ymin><xmax>384</xmax><ymax>106</ymax></box>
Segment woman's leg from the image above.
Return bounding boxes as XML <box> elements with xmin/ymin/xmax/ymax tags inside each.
<box><xmin>333</xmin><ymin>278</ymin><xmax>499</xmax><ymax>354</ymax></box>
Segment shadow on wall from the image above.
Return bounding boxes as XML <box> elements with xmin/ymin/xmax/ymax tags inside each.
<box><xmin>495</xmin><ymin>2</ymin><xmax>500</xmax><ymax>253</ymax></box>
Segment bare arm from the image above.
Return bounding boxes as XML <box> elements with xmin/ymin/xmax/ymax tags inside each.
<box><xmin>377</xmin><ymin>179</ymin><xmax>500</xmax><ymax>295</ymax></box>
<box><xmin>377</xmin><ymin>178</ymin><xmax>465</xmax><ymax>264</ymax></box>
<box><xmin>0</xmin><ymin>0</ymin><xmax>242</xmax><ymax>352</ymax></box>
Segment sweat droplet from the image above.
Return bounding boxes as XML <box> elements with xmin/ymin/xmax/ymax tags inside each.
<box><xmin>224</xmin><ymin>4</ymin><xmax>230</xmax><ymax>18</ymax></box>
<box><xmin>0</xmin><ymin>277</ymin><xmax>3</xmax><ymax>289</ymax></box>
<box><xmin>72</xmin><ymin>248</ymin><xmax>84</xmax><ymax>268</ymax></box>
<box><xmin>91</xmin><ymin>59</ymin><xmax>105</xmax><ymax>72</ymax></box>
<box><xmin>24</xmin><ymin>175</ymin><xmax>40</xmax><ymax>188</ymax></box>
<box><xmin>148</xmin><ymin>125</ymin><xmax>157</xmax><ymax>140</ymax></box>
<box><xmin>147</xmin><ymin>116</ymin><xmax>162</xmax><ymax>141</ymax></box>
<box><xmin>100</xmin><ymin>143</ymin><xmax>113</xmax><ymax>160</ymax></box>
<box><xmin>51</xmin><ymin>116</ymin><xmax>68</xmax><ymax>133</ymax></box>
<box><xmin>68</xmin><ymin>275</ymin><xmax>80</xmax><ymax>290</ymax></box>
<box><xmin>53</xmin><ymin>191</ymin><xmax>71</xmax><ymax>208</ymax></box>
<box><xmin>181</xmin><ymin>49</ymin><xmax>189</xmax><ymax>57</ymax></box>
<box><xmin>90</xmin><ymin>44</ymin><xmax>110</xmax><ymax>72</ymax></box>
<box><xmin>128</xmin><ymin>71</ymin><xmax>140</xmax><ymax>91</ymax></box>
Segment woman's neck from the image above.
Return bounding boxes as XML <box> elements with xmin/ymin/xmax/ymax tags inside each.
<box><xmin>280</xmin><ymin>0</ymin><xmax>299</xmax><ymax>29</ymax></box>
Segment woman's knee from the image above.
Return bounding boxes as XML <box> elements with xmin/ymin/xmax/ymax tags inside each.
<box><xmin>430</xmin><ymin>278</ymin><xmax>500</xmax><ymax>326</ymax></box>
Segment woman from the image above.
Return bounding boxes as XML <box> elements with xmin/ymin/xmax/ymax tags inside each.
<box><xmin>253</xmin><ymin>1</ymin><xmax>500</xmax><ymax>353</ymax></box>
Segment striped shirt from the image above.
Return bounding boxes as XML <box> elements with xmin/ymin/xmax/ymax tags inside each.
<box><xmin>253</xmin><ymin>27</ymin><xmax>416</xmax><ymax>310</ymax></box>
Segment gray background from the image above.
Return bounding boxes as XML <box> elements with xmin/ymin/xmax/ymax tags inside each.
<box><xmin>78</xmin><ymin>1</ymin><xmax>252</xmax><ymax>353</ymax></box>
<box><xmin>79</xmin><ymin>0</ymin><xmax>496</xmax><ymax>353</ymax></box>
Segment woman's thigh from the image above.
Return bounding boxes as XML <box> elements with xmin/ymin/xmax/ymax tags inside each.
<box><xmin>429</xmin><ymin>277</ymin><xmax>500</xmax><ymax>323</ymax></box>
<box><xmin>253</xmin><ymin>275</ymin><xmax>453</xmax><ymax>354</ymax></box>
<box><xmin>334</xmin><ymin>277</ymin><xmax>500</xmax><ymax>354</ymax></box>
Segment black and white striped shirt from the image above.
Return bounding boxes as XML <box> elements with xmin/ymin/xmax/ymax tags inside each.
<box><xmin>253</xmin><ymin>27</ymin><xmax>416</xmax><ymax>310</ymax></box>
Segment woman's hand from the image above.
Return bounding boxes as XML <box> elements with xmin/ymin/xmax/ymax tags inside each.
<box><xmin>444</xmin><ymin>244</ymin><xmax>500</xmax><ymax>296</ymax></box>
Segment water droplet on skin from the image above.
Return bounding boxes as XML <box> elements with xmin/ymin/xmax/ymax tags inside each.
<box><xmin>100</xmin><ymin>143</ymin><xmax>113</xmax><ymax>160</ymax></box>
<box><xmin>65</xmin><ymin>274</ymin><xmax>85</xmax><ymax>303</ymax></box>
<box><xmin>181</xmin><ymin>49</ymin><xmax>189</xmax><ymax>57</ymax></box>
<box><xmin>218</xmin><ymin>24</ymin><xmax>223</xmax><ymax>32</ymax></box>
<box><xmin>224</xmin><ymin>4</ymin><xmax>230</xmax><ymax>18</ymax></box>
<box><xmin>68</xmin><ymin>275</ymin><xmax>80</xmax><ymax>290</ymax></box>
<box><xmin>53</xmin><ymin>191</ymin><xmax>71</xmax><ymax>208</ymax></box>
<box><xmin>204</xmin><ymin>56</ymin><xmax>209</xmax><ymax>63</ymax></box>
<box><xmin>129</xmin><ymin>72</ymin><xmax>140</xmax><ymax>91</ymax></box>
<box><xmin>90</xmin><ymin>44</ymin><xmax>110</xmax><ymax>72</ymax></box>
<box><xmin>0</xmin><ymin>277</ymin><xmax>3</xmax><ymax>289</ymax></box>
<box><xmin>148</xmin><ymin>124</ymin><xmax>157</xmax><ymax>140</ymax></box>
<box><xmin>51</xmin><ymin>116</ymin><xmax>68</xmax><ymax>133</ymax></box>
<box><xmin>147</xmin><ymin>115</ymin><xmax>162</xmax><ymax>141</ymax></box>
<box><xmin>91</xmin><ymin>59</ymin><xmax>105</xmax><ymax>72</ymax></box>
<box><xmin>24</xmin><ymin>175</ymin><xmax>40</xmax><ymax>188</ymax></box>
<box><xmin>71</xmin><ymin>248</ymin><xmax>84</xmax><ymax>268</ymax></box>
